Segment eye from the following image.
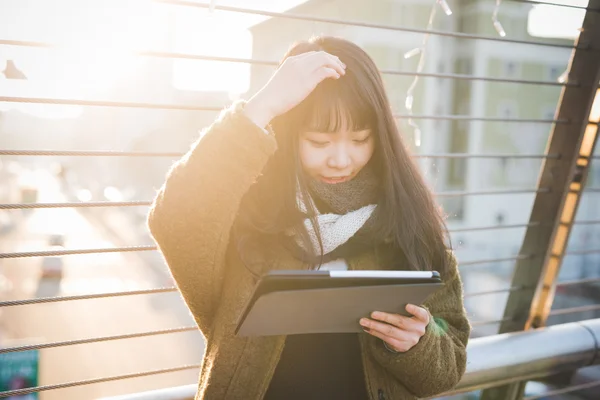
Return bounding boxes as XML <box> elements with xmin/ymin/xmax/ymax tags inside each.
<box><xmin>354</xmin><ymin>136</ymin><xmax>371</xmax><ymax>144</ymax></box>
<box><xmin>307</xmin><ymin>139</ymin><xmax>329</xmax><ymax>147</ymax></box>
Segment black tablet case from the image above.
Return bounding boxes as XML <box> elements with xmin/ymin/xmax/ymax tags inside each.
<box><xmin>235</xmin><ymin>272</ymin><xmax>443</xmax><ymax>337</ymax></box>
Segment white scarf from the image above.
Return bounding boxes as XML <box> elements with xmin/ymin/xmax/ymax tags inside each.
<box><xmin>287</xmin><ymin>185</ymin><xmax>377</xmax><ymax>256</ymax></box>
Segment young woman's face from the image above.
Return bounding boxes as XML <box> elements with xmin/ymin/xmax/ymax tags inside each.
<box><xmin>299</xmin><ymin>119</ymin><xmax>375</xmax><ymax>184</ymax></box>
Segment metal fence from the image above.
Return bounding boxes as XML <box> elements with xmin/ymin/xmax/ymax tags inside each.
<box><xmin>0</xmin><ymin>0</ymin><xmax>599</xmax><ymax>399</ymax></box>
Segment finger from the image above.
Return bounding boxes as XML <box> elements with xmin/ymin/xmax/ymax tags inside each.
<box><xmin>363</xmin><ymin>328</ymin><xmax>412</xmax><ymax>353</ymax></box>
<box><xmin>279</xmin><ymin>51</ymin><xmax>317</xmax><ymax>69</ymax></box>
<box><xmin>307</xmin><ymin>51</ymin><xmax>346</xmax><ymax>76</ymax></box>
<box><xmin>406</xmin><ymin>304</ymin><xmax>430</xmax><ymax>324</ymax></box>
<box><xmin>326</xmin><ymin>53</ymin><xmax>346</xmax><ymax>74</ymax></box>
<box><xmin>323</xmin><ymin>53</ymin><xmax>346</xmax><ymax>75</ymax></box>
<box><xmin>400</xmin><ymin>317</ymin><xmax>427</xmax><ymax>337</ymax></box>
<box><xmin>372</xmin><ymin>312</ymin><xmax>422</xmax><ymax>333</ymax></box>
<box><xmin>292</xmin><ymin>50</ymin><xmax>318</xmax><ymax>60</ymax></box>
<box><xmin>360</xmin><ymin>318</ymin><xmax>403</xmax><ymax>338</ymax></box>
<box><xmin>315</xmin><ymin>66</ymin><xmax>341</xmax><ymax>83</ymax></box>
<box><xmin>371</xmin><ymin>311</ymin><xmax>405</xmax><ymax>328</ymax></box>
<box><xmin>367</xmin><ymin>313</ymin><xmax>426</xmax><ymax>338</ymax></box>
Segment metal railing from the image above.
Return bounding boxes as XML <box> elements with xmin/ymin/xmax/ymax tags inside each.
<box><xmin>94</xmin><ymin>318</ymin><xmax>600</xmax><ymax>400</ymax></box>
<box><xmin>1</xmin><ymin>0</ymin><xmax>599</xmax><ymax>399</ymax></box>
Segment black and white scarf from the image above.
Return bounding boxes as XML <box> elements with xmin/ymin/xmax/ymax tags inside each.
<box><xmin>286</xmin><ymin>164</ymin><xmax>383</xmax><ymax>261</ymax></box>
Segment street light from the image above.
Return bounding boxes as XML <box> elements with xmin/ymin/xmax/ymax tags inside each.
<box><xmin>2</xmin><ymin>60</ymin><xmax>27</xmax><ymax>80</ymax></box>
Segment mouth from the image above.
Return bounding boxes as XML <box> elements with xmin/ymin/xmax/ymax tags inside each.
<box><xmin>319</xmin><ymin>175</ymin><xmax>352</xmax><ymax>184</ymax></box>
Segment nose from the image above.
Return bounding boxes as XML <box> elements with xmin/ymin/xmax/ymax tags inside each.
<box><xmin>327</xmin><ymin>143</ymin><xmax>351</xmax><ymax>170</ymax></box>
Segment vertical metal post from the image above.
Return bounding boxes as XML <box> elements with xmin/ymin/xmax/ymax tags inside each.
<box><xmin>480</xmin><ymin>2</ymin><xmax>600</xmax><ymax>399</ymax></box>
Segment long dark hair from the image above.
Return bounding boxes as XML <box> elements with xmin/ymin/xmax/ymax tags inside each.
<box><xmin>234</xmin><ymin>36</ymin><xmax>451</xmax><ymax>277</ymax></box>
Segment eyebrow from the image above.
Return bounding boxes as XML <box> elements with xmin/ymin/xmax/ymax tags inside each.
<box><xmin>303</xmin><ymin>129</ymin><xmax>372</xmax><ymax>135</ymax></box>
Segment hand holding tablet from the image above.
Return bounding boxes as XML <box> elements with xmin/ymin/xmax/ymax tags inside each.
<box><xmin>360</xmin><ymin>304</ymin><xmax>431</xmax><ymax>352</ymax></box>
<box><xmin>235</xmin><ymin>270</ymin><xmax>443</xmax><ymax>337</ymax></box>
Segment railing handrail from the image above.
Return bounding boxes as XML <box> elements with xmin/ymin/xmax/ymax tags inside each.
<box><xmin>96</xmin><ymin>318</ymin><xmax>600</xmax><ymax>400</ymax></box>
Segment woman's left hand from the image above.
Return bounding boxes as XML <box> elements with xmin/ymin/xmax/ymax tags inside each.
<box><xmin>359</xmin><ymin>304</ymin><xmax>430</xmax><ymax>352</ymax></box>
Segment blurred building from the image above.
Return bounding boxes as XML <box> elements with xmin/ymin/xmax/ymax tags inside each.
<box><xmin>0</xmin><ymin>0</ymin><xmax>597</xmax><ymax>331</ymax></box>
<box><xmin>249</xmin><ymin>0</ymin><xmax>600</xmax><ymax>329</ymax></box>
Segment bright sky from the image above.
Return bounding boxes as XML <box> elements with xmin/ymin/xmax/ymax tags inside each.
<box><xmin>527</xmin><ymin>0</ymin><xmax>588</xmax><ymax>37</ymax></box>
<box><xmin>0</xmin><ymin>0</ymin><xmax>589</xmax><ymax>119</ymax></box>
<box><xmin>0</xmin><ymin>0</ymin><xmax>305</xmax><ymax>118</ymax></box>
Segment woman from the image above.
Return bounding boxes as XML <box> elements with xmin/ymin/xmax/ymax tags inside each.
<box><xmin>148</xmin><ymin>36</ymin><xmax>470</xmax><ymax>400</ymax></box>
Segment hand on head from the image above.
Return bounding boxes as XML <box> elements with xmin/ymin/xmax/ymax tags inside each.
<box><xmin>244</xmin><ymin>51</ymin><xmax>346</xmax><ymax>128</ymax></box>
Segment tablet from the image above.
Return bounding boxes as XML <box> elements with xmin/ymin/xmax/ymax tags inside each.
<box><xmin>235</xmin><ymin>270</ymin><xmax>442</xmax><ymax>337</ymax></box>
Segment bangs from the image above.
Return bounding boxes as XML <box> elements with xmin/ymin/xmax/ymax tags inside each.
<box><xmin>294</xmin><ymin>76</ymin><xmax>375</xmax><ymax>133</ymax></box>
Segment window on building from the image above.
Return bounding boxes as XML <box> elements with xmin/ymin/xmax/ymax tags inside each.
<box><xmin>457</xmin><ymin>99</ymin><xmax>470</xmax><ymax>132</ymax></box>
<box><xmin>443</xmin><ymin>196</ymin><xmax>465</xmax><ymax>221</ymax></box>
<box><xmin>548</xmin><ymin>65</ymin><xmax>563</xmax><ymax>82</ymax></box>
<box><xmin>448</xmin><ymin>158</ymin><xmax>467</xmax><ymax>186</ymax></box>
<box><xmin>446</xmin><ymin>130</ymin><xmax>468</xmax><ymax>187</ymax></box>
<box><xmin>441</xmin><ymin>83</ymin><xmax>469</xmax><ymax>222</ymax></box>
<box><xmin>364</xmin><ymin>44</ymin><xmax>389</xmax><ymax>69</ymax></box>
<box><xmin>437</xmin><ymin>61</ymin><xmax>445</xmax><ymax>74</ymax></box>
<box><xmin>462</xmin><ymin>58</ymin><xmax>473</xmax><ymax>75</ymax></box>
<box><xmin>589</xmin><ymin>164</ymin><xmax>600</xmax><ymax>187</ymax></box>
<box><xmin>393</xmin><ymin>4</ymin><xmax>413</xmax><ymax>27</ymax></box>
<box><xmin>502</xmin><ymin>61</ymin><xmax>519</xmax><ymax>78</ymax></box>
<box><xmin>435</xmin><ymin>104</ymin><xmax>444</xmax><ymax>129</ymax></box>
<box><xmin>498</xmin><ymin>101</ymin><xmax>518</xmax><ymax>119</ymax></box>
<box><xmin>543</xmin><ymin>106</ymin><xmax>556</xmax><ymax>121</ymax></box>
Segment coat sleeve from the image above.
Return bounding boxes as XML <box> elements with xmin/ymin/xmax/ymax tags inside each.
<box><xmin>366</xmin><ymin>252</ymin><xmax>471</xmax><ymax>398</ymax></box>
<box><xmin>147</xmin><ymin>102</ymin><xmax>277</xmax><ymax>336</ymax></box>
